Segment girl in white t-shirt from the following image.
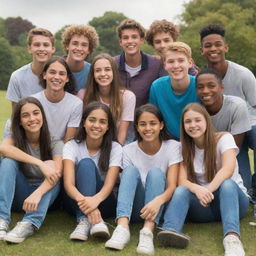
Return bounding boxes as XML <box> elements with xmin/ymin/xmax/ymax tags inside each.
<box><xmin>83</xmin><ymin>53</ymin><xmax>136</xmax><ymax>145</ymax></box>
<box><xmin>0</xmin><ymin>97</ymin><xmax>62</xmax><ymax>244</ymax></box>
<box><xmin>158</xmin><ymin>103</ymin><xmax>249</xmax><ymax>256</ymax></box>
<box><xmin>63</xmin><ymin>101</ymin><xmax>122</xmax><ymax>242</ymax></box>
<box><xmin>105</xmin><ymin>104</ymin><xmax>182</xmax><ymax>254</ymax></box>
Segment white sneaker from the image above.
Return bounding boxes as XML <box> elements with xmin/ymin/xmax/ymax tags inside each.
<box><xmin>223</xmin><ymin>235</ymin><xmax>245</xmax><ymax>256</ymax></box>
<box><xmin>90</xmin><ymin>221</ymin><xmax>110</xmax><ymax>239</ymax></box>
<box><xmin>136</xmin><ymin>227</ymin><xmax>154</xmax><ymax>255</ymax></box>
<box><xmin>70</xmin><ymin>218</ymin><xmax>91</xmax><ymax>241</ymax></box>
<box><xmin>5</xmin><ymin>221</ymin><xmax>34</xmax><ymax>244</ymax></box>
<box><xmin>105</xmin><ymin>225</ymin><xmax>130</xmax><ymax>250</ymax></box>
<box><xmin>0</xmin><ymin>219</ymin><xmax>9</xmax><ymax>240</ymax></box>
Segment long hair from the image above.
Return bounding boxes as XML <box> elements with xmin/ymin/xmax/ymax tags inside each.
<box><xmin>134</xmin><ymin>104</ymin><xmax>172</xmax><ymax>142</ymax></box>
<box><xmin>75</xmin><ymin>101</ymin><xmax>117</xmax><ymax>173</ymax></box>
<box><xmin>83</xmin><ymin>53</ymin><xmax>123</xmax><ymax>123</ymax></box>
<box><xmin>39</xmin><ymin>56</ymin><xmax>76</xmax><ymax>94</ymax></box>
<box><xmin>180</xmin><ymin>103</ymin><xmax>217</xmax><ymax>183</ymax></box>
<box><xmin>11</xmin><ymin>97</ymin><xmax>53</xmax><ymax>171</ymax></box>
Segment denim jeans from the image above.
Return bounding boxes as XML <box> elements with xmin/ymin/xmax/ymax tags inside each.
<box><xmin>162</xmin><ymin>179</ymin><xmax>249</xmax><ymax>236</ymax></box>
<box><xmin>64</xmin><ymin>158</ymin><xmax>117</xmax><ymax>221</ymax></box>
<box><xmin>116</xmin><ymin>165</ymin><xmax>166</xmax><ymax>224</ymax></box>
<box><xmin>0</xmin><ymin>158</ymin><xmax>60</xmax><ymax>229</ymax></box>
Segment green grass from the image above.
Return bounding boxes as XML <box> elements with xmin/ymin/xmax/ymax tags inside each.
<box><xmin>0</xmin><ymin>91</ymin><xmax>255</xmax><ymax>255</ymax></box>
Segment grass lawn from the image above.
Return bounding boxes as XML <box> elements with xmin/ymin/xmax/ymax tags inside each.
<box><xmin>0</xmin><ymin>90</ymin><xmax>255</xmax><ymax>255</ymax></box>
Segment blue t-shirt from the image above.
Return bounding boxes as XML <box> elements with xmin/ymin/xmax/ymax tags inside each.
<box><xmin>149</xmin><ymin>75</ymin><xmax>199</xmax><ymax>138</ymax></box>
<box><xmin>72</xmin><ymin>61</ymin><xmax>91</xmax><ymax>92</ymax></box>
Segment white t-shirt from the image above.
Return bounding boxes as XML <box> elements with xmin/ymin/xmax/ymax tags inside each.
<box><xmin>6</xmin><ymin>63</ymin><xmax>43</xmax><ymax>102</ymax></box>
<box><xmin>193</xmin><ymin>133</ymin><xmax>247</xmax><ymax>195</ymax></box>
<box><xmin>32</xmin><ymin>91</ymin><xmax>83</xmax><ymax>140</ymax></box>
<box><xmin>122</xmin><ymin>140</ymin><xmax>183</xmax><ymax>186</ymax></box>
<box><xmin>63</xmin><ymin>140</ymin><xmax>122</xmax><ymax>178</ymax></box>
<box><xmin>125</xmin><ymin>64</ymin><xmax>141</xmax><ymax>77</ymax></box>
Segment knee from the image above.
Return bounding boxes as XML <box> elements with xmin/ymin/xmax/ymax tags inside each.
<box><xmin>77</xmin><ymin>158</ymin><xmax>96</xmax><ymax>174</ymax></box>
<box><xmin>0</xmin><ymin>158</ymin><xmax>19</xmax><ymax>172</ymax></box>
<box><xmin>121</xmin><ymin>165</ymin><xmax>140</xmax><ymax>180</ymax></box>
<box><xmin>219</xmin><ymin>179</ymin><xmax>237</xmax><ymax>194</ymax></box>
<box><xmin>146</xmin><ymin>168</ymin><xmax>165</xmax><ymax>183</ymax></box>
<box><xmin>172</xmin><ymin>186</ymin><xmax>190</xmax><ymax>200</ymax></box>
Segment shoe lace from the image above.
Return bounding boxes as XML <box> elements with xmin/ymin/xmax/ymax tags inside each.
<box><xmin>11</xmin><ymin>222</ymin><xmax>32</xmax><ymax>234</ymax></box>
<box><xmin>75</xmin><ymin>219</ymin><xmax>90</xmax><ymax>232</ymax></box>
<box><xmin>0</xmin><ymin>220</ymin><xmax>8</xmax><ymax>230</ymax></box>
<box><xmin>111</xmin><ymin>226</ymin><xmax>128</xmax><ymax>242</ymax></box>
<box><xmin>225</xmin><ymin>237</ymin><xmax>243</xmax><ymax>252</ymax></box>
<box><xmin>139</xmin><ymin>230</ymin><xmax>153</xmax><ymax>247</ymax></box>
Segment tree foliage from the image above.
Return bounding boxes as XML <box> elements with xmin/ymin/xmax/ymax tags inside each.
<box><xmin>179</xmin><ymin>0</ymin><xmax>256</xmax><ymax>73</ymax></box>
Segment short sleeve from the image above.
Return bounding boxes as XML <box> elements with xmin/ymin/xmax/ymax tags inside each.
<box><xmin>109</xmin><ymin>142</ymin><xmax>122</xmax><ymax>167</ymax></box>
<box><xmin>122</xmin><ymin>145</ymin><xmax>133</xmax><ymax>169</ymax></box>
<box><xmin>120</xmin><ymin>90</ymin><xmax>136</xmax><ymax>121</ymax></box>
<box><xmin>67</xmin><ymin>100</ymin><xmax>83</xmax><ymax>128</ymax></box>
<box><xmin>63</xmin><ymin>140</ymin><xmax>77</xmax><ymax>162</ymax></box>
<box><xmin>218</xmin><ymin>133</ymin><xmax>239</xmax><ymax>155</ymax></box>
<box><xmin>6</xmin><ymin>73</ymin><xmax>20</xmax><ymax>102</ymax></box>
<box><xmin>51</xmin><ymin>139</ymin><xmax>64</xmax><ymax>156</ymax></box>
<box><xmin>168</xmin><ymin>141</ymin><xmax>183</xmax><ymax>167</ymax></box>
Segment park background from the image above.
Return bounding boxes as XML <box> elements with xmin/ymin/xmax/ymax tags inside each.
<box><xmin>0</xmin><ymin>0</ymin><xmax>255</xmax><ymax>255</ymax></box>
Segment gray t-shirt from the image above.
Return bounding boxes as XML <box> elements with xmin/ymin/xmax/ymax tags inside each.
<box><xmin>6</xmin><ymin>63</ymin><xmax>43</xmax><ymax>102</ymax></box>
<box><xmin>23</xmin><ymin>140</ymin><xmax>63</xmax><ymax>184</ymax></box>
<box><xmin>223</xmin><ymin>60</ymin><xmax>256</xmax><ymax>125</ymax></box>
<box><xmin>32</xmin><ymin>91</ymin><xmax>83</xmax><ymax>140</ymax></box>
<box><xmin>211</xmin><ymin>95</ymin><xmax>251</xmax><ymax>135</ymax></box>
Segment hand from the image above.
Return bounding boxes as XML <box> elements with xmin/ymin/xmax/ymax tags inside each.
<box><xmin>39</xmin><ymin>160</ymin><xmax>61</xmax><ymax>185</ymax></box>
<box><xmin>140</xmin><ymin>198</ymin><xmax>162</xmax><ymax>221</ymax></box>
<box><xmin>77</xmin><ymin>196</ymin><xmax>101</xmax><ymax>215</ymax></box>
<box><xmin>23</xmin><ymin>191</ymin><xmax>42</xmax><ymax>212</ymax></box>
<box><xmin>87</xmin><ymin>208</ymin><xmax>102</xmax><ymax>225</ymax></box>
<box><xmin>194</xmin><ymin>185</ymin><xmax>214</xmax><ymax>207</ymax></box>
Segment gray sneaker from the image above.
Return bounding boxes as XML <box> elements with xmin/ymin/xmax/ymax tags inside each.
<box><xmin>5</xmin><ymin>221</ymin><xmax>35</xmax><ymax>244</ymax></box>
<box><xmin>70</xmin><ymin>218</ymin><xmax>91</xmax><ymax>241</ymax></box>
<box><xmin>0</xmin><ymin>219</ymin><xmax>9</xmax><ymax>240</ymax></box>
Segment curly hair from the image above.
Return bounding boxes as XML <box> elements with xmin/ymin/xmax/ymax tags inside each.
<box><xmin>146</xmin><ymin>19</ymin><xmax>179</xmax><ymax>46</ymax></box>
<box><xmin>62</xmin><ymin>24</ymin><xmax>99</xmax><ymax>54</ymax></box>
<box><xmin>199</xmin><ymin>24</ymin><xmax>225</xmax><ymax>42</ymax></box>
<box><xmin>117</xmin><ymin>19</ymin><xmax>145</xmax><ymax>39</ymax></box>
<box><xmin>27</xmin><ymin>27</ymin><xmax>55</xmax><ymax>46</ymax></box>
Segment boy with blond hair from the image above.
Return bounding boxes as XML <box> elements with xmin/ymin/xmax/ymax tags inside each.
<box><xmin>62</xmin><ymin>25</ymin><xmax>99</xmax><ymax>98</ymax></box>
<box><xmin>150</xmin><ymin>42</ymin><xmax>199</xmax><ymax>139</ymax></box>
<box><xmin>115</xmin><ymin>19</ymin><xmax>167</xmax><ymax>108</ymax></box>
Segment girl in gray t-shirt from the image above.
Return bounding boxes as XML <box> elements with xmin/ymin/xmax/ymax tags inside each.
<box><xmin>0</xmin><ymin>97</ymin><xmax>62</xmax><ymax>244</ymax></box>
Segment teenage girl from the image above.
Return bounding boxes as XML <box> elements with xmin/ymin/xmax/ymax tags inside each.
<box><xmin>83</xmin><ymin>53</ymin><xmax>136</xmax><ymax>145</ymax></box>
<box><xmin>0</xmin><ymin>97</ymin><xmax>62</xmax><ymax>243</ymax></box>
<box><xmin>105</xmin><ymin>104</ymin><xmax>182</xmax><ymax>255</ymax></box>
<box><xmin>158</xmin><ymin>103</ymin><xmax>249</xmax><ymax>256</ymax></box>
<box><xmin>63</xmin><ymin>101</ymin><xmax>122</xmax><ymax>241</ymax></box>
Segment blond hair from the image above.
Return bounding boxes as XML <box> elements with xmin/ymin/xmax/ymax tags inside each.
<box><xmin>165</xmin><ymin>41</ymin><xmax>192</xmax><ymax>60</ymax></box>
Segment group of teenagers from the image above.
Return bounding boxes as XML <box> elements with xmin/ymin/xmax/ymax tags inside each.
<box><xmin>0</xmin><ymin>17</ymin><xmax>255</xmax><ymax>256</ymax></box>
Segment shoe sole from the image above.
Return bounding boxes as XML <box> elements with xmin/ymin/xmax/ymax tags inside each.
<box><xmin>5</xmin><ymin>236</ymin><xmax>25</xmax><ymax>244</ymax></box>
<box><xmin>136</xmin><ymin>247</ymin><xmax>154</xmax><ymax>255</ymax></box>
<box><xmin>105</xmin><ymin>240</ymin><xmax>128</xmax><ymax>250</ymax></box>
<box><xmin>157</xmin><ymin>230</ymin><xmax>190</xmax><ymax>249</ymax></box>
<box><xmin>70</xmin><ymin>233</ymin><xmax>88</xmax><ymax>241</ymax></box>
<box><xmin>91</xmin><ymin>230</ymin><xmax>110</xmax><ymax>239</ymax></box>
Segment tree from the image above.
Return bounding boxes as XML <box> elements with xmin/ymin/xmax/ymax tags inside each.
<box><xmin>5</xmin><ymin>16</ymin><xmax>34</xmax><ymax>45</ymax></box>
<box><xmin>179</xmin><ymin>0</ymin><xmax>256</xmax><ymax>73</ymax></box>
<box><xmin>89</xmin><ymin>11</ymin><xmax>127</xmax><ymax>56</ymax></box>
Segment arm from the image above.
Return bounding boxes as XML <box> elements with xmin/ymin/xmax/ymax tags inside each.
<box><xmin>140</xmin><ymin>163</ymin><xmax>179</xmax><ymax>221</ymax></box>
<box><xmin>207</xmin><ymin>148</ymin><xmax>237</xmax><ymax>193</ymax></box>
<box><xmin>11</xmin><ymin>101</ymin><xmax>17</xmax><ymax>113</ymax></box>
<box><xmin>0</xmin><ymin>139</ymin><xmax>60</xmax><ymax>185</ymax></box>
<box><xmin>233</xmin><ymin>133</ymin><xmax>244</xmax><ymax>149</ymax></box>
<box><xmin>117</xmin><ymin>120</ymin><xmax>130</xmax><ymax>145</ymax></box>
<box><xmin>64</xmin><ymin>127</ymin><xmax>78</xmax><ymax>143</ymax></box>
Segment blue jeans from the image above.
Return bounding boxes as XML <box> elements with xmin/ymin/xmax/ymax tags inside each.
<box><xmin>116</xmin><ymin>166</ymin><xmax>166</xmax><ymax>224</ymax></box>
<box><xmin>162</xmin><ymin>179</ymin><xmax>249</xmax><ymax>236</ymax></box>
<box><xmin>0</xmin><ymin>158</ymin><xmax>60</xmax><ymax>229</ymax></box>
<box><xmin>64</xmin><ymin>158</ymin><xmax>117</xmax><ymax>221</ymax></box>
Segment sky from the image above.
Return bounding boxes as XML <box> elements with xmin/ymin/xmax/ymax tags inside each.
<box><xmin>0</xmin><ymin>0</ymin><xmax>190</xmax><ymax>33</ymax></box>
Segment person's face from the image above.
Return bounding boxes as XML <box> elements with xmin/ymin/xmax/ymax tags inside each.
<box><xmin>43</xmin><ymin>61</ymin><xmax>69</xmax><ymax>93</ymax></box>
<box><xmin>196</xmin><ymin>73</ymin><xmax>223</xmax><ymax>108</ymax></box>
<box><xmin>119</xmin><ymin>29</ymin><xmax>144</xmax><ymax>57</ymax></box>
<box><xmin>66</xmin><ymin>34</ymin><xmax>90</xmax><ymax>62</ymax></box>
<box><xmin>153</xmin><ymin>32</ymin><xmax>174</xmax><ymax>55</ymax></box>
<box><xmin>20</xmin><ymin>103</ymin><xmax>43</xmax><ymax>135</ymax></box>
<box><xmin>183</xmin><ymin>110</ymin><xmax>207</xmax><ymax>143</ymax></box>
<box><xmin>84</xmin><ymin>108</ymin><xmax>109</xmax><ymax>141</ymax></box>
<box><xmin>137</xmin><ymin>111</ymin><xmax>163</xmax><ymax>143</ymax></box>
<box><xmin>28</xmin><ymin>35</ymin><xmax>55</xmax><ymax>63</ymax></box>
<box><xmin>164</xmin><ymin>51</ymin><xmax>192</xmax><ymax>81</ymax></box>
<box><xmin>201</xmin><ymin>34</ymin><xmax>228</xmax><ymax>64</ymax></box>
<box><xmin>94</xmin><ymin>58</ymin><xmax>113</xmax><ymax>90</ymax></box>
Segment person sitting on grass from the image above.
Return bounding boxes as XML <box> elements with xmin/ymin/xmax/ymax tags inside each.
<box><xmin>63</xmin><ymin>102</ymin><xmax>122</xmax><ymax>242</ymax></box>
<box><xmin>157</xmin><ymin>103</ymin><xmax>249</xmax><ymax>256</ymax></box>
<box><xmin>105</xmin><ymin>104</ymin><xmax>182</xmax><ymax>255</ymax></box>
<box><xmin>146</xmin><ymin>19</ymin><xmax>199</xmax><ymax>76</ymax></box>
<box><xmin>83</xmin><ymin>53</ymin><xmax>136</xmax><ymax>145</ymax></box>
<box><xmin>0</xmin><ymin>97</ymin><xmax>63</xmax><ymax>244</ymax></box>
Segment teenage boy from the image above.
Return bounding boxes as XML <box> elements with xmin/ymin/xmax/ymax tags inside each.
<box><xmin>146</xmin><ymin>19</ymin><xmax>198</xmax><ymax>76</ymax></box>
<box><xmin>200</xmin><ymin>24</ymin><xmax>256</xmax><ymax>194</ymax></box>
<box><xmin>6</xmin><ymin>28</ymin><xmax>55</xmax><ymax>112</ymax></box>
<box><xmin>62</xmin><ymin>25</ymin><xmax>99</xmax><ymax>99</ymax></box>
<box><xmin>149</xmin><ymin>42</ymin><xmax>199</xmax><ymax>139</ymax></box>
<box><xmin>115</xmin><ymin>19</ymin><xmax>167</xmax><ymax>108</ymax></box>
<box><xmin>196</xmin><ymin>68</ymin><xmax>251</xmax><ymax>189</ymax></box>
